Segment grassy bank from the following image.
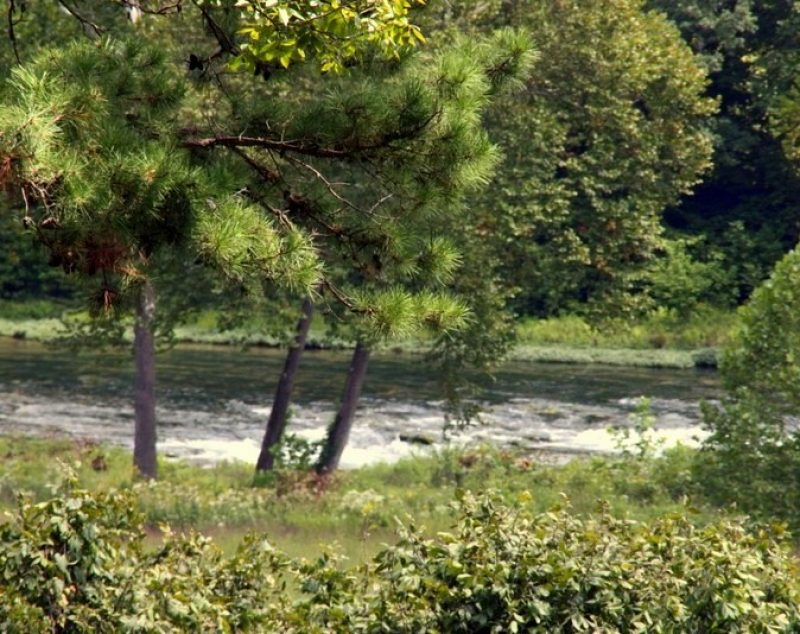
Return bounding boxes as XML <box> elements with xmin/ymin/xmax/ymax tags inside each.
<box><xmin>517</xmin><ymin>307</ymin><xmax>735</xmax><ymax>348</ymax></box>
<box><xmin>0</xmin><ymin>299</ymin><xmax>732</xmax><ymax>368</ymax></box>
<box><xmin>0</xmin><ymin>434</ymin><xmax>725</xmax><ymax>561</ymax></box>
<box><xmin>510</xmin><ymin>345</ymin><xmax>714</xmax><ymax>368</ymax></box>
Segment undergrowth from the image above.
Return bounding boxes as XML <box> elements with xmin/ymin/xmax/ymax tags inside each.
<box><xmin>1</xmin><ymin>435</ymin><xmax>720</xmax><ymax>562</ymax></box>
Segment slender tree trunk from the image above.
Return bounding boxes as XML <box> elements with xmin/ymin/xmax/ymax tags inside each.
<box><xmin>133</xmin><ymin>280</ymin><xmax>157</xmax><ymax>479</ymax></box>
<box><xmin>316</xmin><ymin>341</ymin><xmax>371</xmax><ymax>475</ymax></box>
<box><xmin>255</xmin><ymin>297</ymin><xmax>314</xmax><ymax>472</ymax></box>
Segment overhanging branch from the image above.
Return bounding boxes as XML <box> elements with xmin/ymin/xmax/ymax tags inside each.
<box><xmin>183</xmin><ymin>135</ymin><xmax>348</xmax><ymax>158</ymax></box>
<box><xmin>182</xmin><ymin>109</ymin><xmax>439</xmax><ymax>159</ymax></box>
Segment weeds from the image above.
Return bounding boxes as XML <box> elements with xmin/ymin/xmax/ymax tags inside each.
<box><xmin>0</xmin><ymin>434</ymin><xmax>722</xmax><ymax>562</ymax></box>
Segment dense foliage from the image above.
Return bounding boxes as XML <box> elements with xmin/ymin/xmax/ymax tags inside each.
<box><xmin>2</xmin><ymin>477</ymin><xmax>799</xmax><ymax>632</ymax></box>
<box><xmin>651</xmin><ymin>0</ymin><xmax>800</xmax><ymax>305</ymax></box>
<box><xmin>450</xmin><ymin>0</ymin><xmax>716</xmax><ymax>317</ymax></box>
<box><xmin>4</xmin><ymin>4</ymin><xmax>800</xmax><ymax>629</ymax></box>
<box><xmin>0</xmin><ymin>37</ymin><xmax>319</xmax><ymax>313</ymax></box>
<box><xmin>696</xmin><ymin>245</ymin><xmax>800</xmax><ymax>526</ymax></box>
<box><xmin>691</xmin><ymin>9</ymin><xmax>800</xmax><ymax>528</ymax></box>
<box><xmin>421</xmin><ymin>0</ymin><xmax>717</xmax><ymax>419</ymax></box>
<box><xmin>0</xmin><ymin>2</ymin><xmax>541</xmax><ymax>473</ymax></box>
<box><xmin>2</xmin><ymin>0</ymin><xmax>800</xmax><ymax>320</ymax></box>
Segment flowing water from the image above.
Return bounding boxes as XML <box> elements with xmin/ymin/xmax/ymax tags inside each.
<box><xmin>0</xmin><ymin>338</ymin><xmax>721</xmax><ymax>468</ymax></box>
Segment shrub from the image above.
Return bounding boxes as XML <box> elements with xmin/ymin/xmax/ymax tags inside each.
<box><xmin>2</xmin><ymin>481</ymin><xmax>799</xmax><ymax>632</ymax></box>
<box><xmin>645</xmin><ymin>238</ymin><xmax>730</xmax><ymax>318</ymax></box>
<box><xmin>695</xmin><ymin>392</ymin><xmax>800</xmax><ymax>528</ymax></box>
<box><xmin>722</xmin><ymin>246</ymin><xmax>800</xmax><ymax>409</ymax></box>
<box><xmin>337</xmin><ymin>493</ymin><xmax>800</xmax><ymax>633</ymax></box>
<box><xmin>0</xmin><ymin>474</ymin><xmax>290</xmax><ymax>631</ymax></box>
<box><xmin>697</xmin><ymin>246</ymin><xmax>800</xmax><ymax>528</ymax></box>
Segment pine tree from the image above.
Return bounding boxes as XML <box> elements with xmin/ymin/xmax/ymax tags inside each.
<box><xmin>2</xmin><ymin>2</ymin><xmax>534</xmax><ymax>475</ymax></box>
<box><xmin>0</xmin><ymin>37</ymin><xmax>319</xmax><ymax>477</ymax></box>
<box><xmin>227</xmin><ymin>30</ymin><xmax>536</xmax><ymax>473</ymax></box>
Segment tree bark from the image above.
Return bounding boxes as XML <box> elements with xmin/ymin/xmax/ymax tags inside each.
<box><xmin>133</xmin><ymin>280</ymin><xmax>157</xmax><ymax>479</ymax></box>
<box><xmin>316</xmin><ymin>341</ymin><xmax>371</xmax><ymax>475</ymax></box>
<box><xmin>255</xmin><ymin>298</ymin><xmax>314</xmax><ymax>472</ymax></box>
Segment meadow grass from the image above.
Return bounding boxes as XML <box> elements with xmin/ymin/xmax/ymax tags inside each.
<box><xmin>510</xmin><ymin>345</ymin><xmax>705</xmax><ymax>368</ymax></box>
<box><xmin>0</xmin><ymin>434</ymin><xmax>723</xmax><ymax>561</ymax></box>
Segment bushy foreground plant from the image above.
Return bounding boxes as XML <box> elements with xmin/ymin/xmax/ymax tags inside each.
<box><xmin>0</xmin><ymin>473</ymin><xmax>291</xmax><ymax>632</ymax></box>
<box><xmin>696</xmin><ymin>246</ymin><xmax>800</xmax><ymax>528</ymax></box>
<box><xmin>2</xmin><ymin>479</ymin><xmax>799</xmax><ymax>632</ymax></box>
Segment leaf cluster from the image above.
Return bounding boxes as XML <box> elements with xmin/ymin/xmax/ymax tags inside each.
<box><xmin>226</xmin><ymin>0</ymin><xmax>427</xmax><ymax>73</ymax></box>
<box><xmin>428</xmin><ymin>0</ymin><xmax>716</xmax><ymax>318</ymax></box>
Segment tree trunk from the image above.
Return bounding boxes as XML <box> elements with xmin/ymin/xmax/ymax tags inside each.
<box><xmin>316</xmin><ymin>341</ymin><xmax>371</xmax><ymax>475</ymax></box>
<box><xmin>255</xmin><ymin>298</ymin><xmax>314</xmax><ymax>472</ymax></box>
<box><xmin>133</xmin><ymin>280</ymin><xmax>157</xmax><ymax>479</ymax></box>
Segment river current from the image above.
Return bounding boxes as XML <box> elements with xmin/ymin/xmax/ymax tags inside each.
<box><xmin>0</xmin><ymin>339</ymin><xmax>720</xmax><ymax>467</ymax></box>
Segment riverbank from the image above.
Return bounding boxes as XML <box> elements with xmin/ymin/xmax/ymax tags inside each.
<box><xmin>0</xmin><ymin>434</ymin><xmax>718</xmax><ymax>560</ymax></box>
<box><xmin>0</xmin><ymin>301</ymin><xmax>732</xmax><ymax>368</ymax></box>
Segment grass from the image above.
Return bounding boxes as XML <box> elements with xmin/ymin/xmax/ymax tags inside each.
<box><xmin>517</xmin><ymin>306</ymin><xmax>736</xmax><ymax>350</ymax></box>
<box><xmin>0</xmin><ymin>434</ymin><xmax>724</xmax><ymax>561</ymax></box>
<box><xmin>0</xmin><ymin>299</ymin><xmax>733</xmax><ymax>367</ymax></box>
<box><xmin>0</xmin><ymin>317</ymin><xmax>66</xmax><ymax>340</ymax></box>
<box><xmin>510</xmin><ymin>345</ymin><xmax>705</xmax><ymax>368</ymax></box>
<box><xmin>512</xmin><ymin>306</ymin><xmax>737</xmax><ymax>368</ymax></box>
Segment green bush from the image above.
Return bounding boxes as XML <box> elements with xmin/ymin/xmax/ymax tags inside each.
<box><xmin>2</xmin><ymin>480</ymin><xmax>799</xmax><ymax>632</ymax></box>
<box><xmin>0</xmin><ymin>474</ymin><xmax>290</xmax><ymax>632</ymax></box>
<box><xmin>697</xmin><ymin>246</ymin><xmax>800</xmax><ymax>529</ymax></box>
<box><xmin>645</xmin><ymin>238</ymin><xmax>731</xmax><ymax>318</ymax></box>
<box><xmin>723</xmin><ymin>246</ymin><xmax>800</xmax><ymax>409</ymax></box>
<box><xmin>696</xmin><ymin>392</ymin><xmax>800</xmax><ymax>528</ymax></box>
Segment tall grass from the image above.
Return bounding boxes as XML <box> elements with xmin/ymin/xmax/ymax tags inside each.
<box><xmin>0</xmin><ymin>435</ymin><xmax>721</xmax><ymax>560</ymax></box>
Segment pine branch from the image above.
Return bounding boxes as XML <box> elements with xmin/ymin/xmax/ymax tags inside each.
<box><xmin>183</xmin><ymin>110</ymin><xmax>438</xmax><ymax>158</ymax></box>
<box><xmin>183</xmin><ymin>134</ymin><xmax>350</xmax><ymax>158</ymax></box>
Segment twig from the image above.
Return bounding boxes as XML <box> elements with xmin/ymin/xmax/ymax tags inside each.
<box><xmin>366</xmin><ymin>192</ymin><xmax>393</xmax><ymax>215</ymax></box>
<box><xmin>111</xmin><ymin>0</ymin><xmax>183</xmax><ymax>16</ymax></box>
<box><xmin>229</xmin><ymin>146</ymin><xmax>281</xmax><ymax>184</ymax></box>
<box><xmin>6</xmin><ymin>0</ymin><xmax>20</xmax><ymax>64</ymax></box>
<box><xmin>20</xmin><ymin>185</ymin><xmax>30</xmax><ymax>220</ymax></box>
<box><xmin>283</xmin><ymin>154</ymin><xmax>361</xmax><ymax>211</ymax></box>
<box><xmin>322</xmin><ymin>280</ymin><xmax>358</xmax><ymax>311</ymax></box>
<box><xmin>192</xmin><ymin>0</ymin><xmax>239</xmax><ymax>56</ymax></box>
<box><xmin>58</xmin><ymin>1</ymin><xmax>104</xmax><ymax>37</ymax></box>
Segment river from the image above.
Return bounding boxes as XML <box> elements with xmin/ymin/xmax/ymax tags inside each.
<box><xmin>0</xmin><ymin>338</ymin><xmax>720</xmax><ymax>467</ymax></box>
